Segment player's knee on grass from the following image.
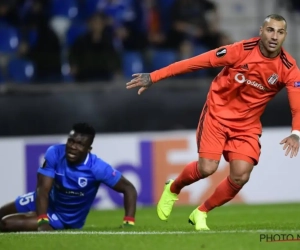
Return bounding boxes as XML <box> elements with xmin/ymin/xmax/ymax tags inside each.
<box><xmin>197</xmin><ymin>157</ymin><xmax>219</xmax><ymax>178</ymax></box>
<box><xmin>229</xmin><ymin>160</ymin><xmax>254</xmax><ymax>186</ymax></box>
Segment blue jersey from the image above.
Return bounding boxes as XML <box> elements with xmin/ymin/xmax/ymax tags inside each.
<box><xmin>37</xmin><ymin>144</ymin><xmax>122</xmax><ymax>228</ymax></box>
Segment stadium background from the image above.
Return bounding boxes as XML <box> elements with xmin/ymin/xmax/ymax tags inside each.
<box><xmin>0</xmin><ymin>0</ymin><xmax>299</xmax><ymax>208</ymax></box>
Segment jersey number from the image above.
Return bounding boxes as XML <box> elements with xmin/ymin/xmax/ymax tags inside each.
<box><xmin>19</xmin><ymin>192</ymin><xmax>34</xmax><ymax>206</ymax></box>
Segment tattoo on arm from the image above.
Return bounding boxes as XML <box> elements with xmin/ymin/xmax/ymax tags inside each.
<box><xmin>140</xmin><ymin>74</ymin><xmax>153</xmax><ymax>87</ymax></box>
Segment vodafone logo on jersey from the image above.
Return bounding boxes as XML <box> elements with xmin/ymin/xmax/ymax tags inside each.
<box><xmin>234</xmin><ymin>73</ymin><xmax>267</xmax><ymax>91</ymax></box>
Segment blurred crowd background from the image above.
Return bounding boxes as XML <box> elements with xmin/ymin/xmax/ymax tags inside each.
<box><xmin>0</xmin><ymin>0</ymin><xmax>299</xmax><ymax>136</ymax></box>
<box><xmin>0</xmin><ymin>0</ymin><xmax>298</xmax><ymax>85</ymax></box>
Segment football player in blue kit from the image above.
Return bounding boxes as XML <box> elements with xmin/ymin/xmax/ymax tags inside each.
<box><xmin>0</xmin><ymin>123</ymin><xmax>137</xmax><ymax>231</ymax></box>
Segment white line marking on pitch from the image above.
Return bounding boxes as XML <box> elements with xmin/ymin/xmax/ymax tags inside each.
<box><xmin>1</xmin><ymin>230</ymin><xmax>300</xmax><ymax>235</ymax></box>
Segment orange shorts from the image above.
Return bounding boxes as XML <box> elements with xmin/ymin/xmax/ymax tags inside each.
<box><xmin>196</xmin><ymin>106</ymin><xmax>261</xmax><ymax>165</ymax></box>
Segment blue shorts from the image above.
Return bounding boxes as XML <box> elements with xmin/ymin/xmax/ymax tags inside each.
<box><xmin>15</xmin><ymin>191</ymin><xmax>64</xmax><ymax>230</ymax></box>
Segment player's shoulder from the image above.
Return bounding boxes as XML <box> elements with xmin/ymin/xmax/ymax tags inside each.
<box><xmin>47</xmin><ymin>144</ymin><xmax>65</xmax><ymax>153</ymax></box>
<box><xmin>279</xmin><ymin>48</ymin><xmax>296</xmax><ymax>70</ymax></box>
<box><xmin>89</xmin><ymin>153</ymin><xmax>110</xmax><ymax>170</ymax></box>
<box><xmin>45</xmin><ymin>144</ymin><xmax>65</xmax><ymax>159</ymax></box>
<box><xmin>224</xmin><ymin>37</ymin><xmax>260</xmax><ymax>49</ymax></box>
<box><xmin>88</xmin><ymin>153</ymin><xmax>115</xmax><ymax>178</ymax></box>
<box><xmin>240</xmin><ymin>37</ymin><xmax>260</xmax><ymax>50</ymax></box>
<box><xmin>218</xmin><ymin>37</ymin><xmax>260</xmax><ymax>58</ymax></box>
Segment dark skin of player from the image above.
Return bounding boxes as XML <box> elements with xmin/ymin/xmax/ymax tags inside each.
<box><xmin>0</xmin><ymin>132</ymin><xmax>137</xmax><ymax>232</ymax></box>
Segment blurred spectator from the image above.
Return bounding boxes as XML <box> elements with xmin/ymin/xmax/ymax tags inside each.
<box><xmin>290</xmin><ymin>0</ymin><xmax>300</xmax><ymax>11</ymax></box>
<box><xmin>218</xmin><ymin>33</ymin><xmax>232</xmax><ymax>47</ymax></box>
<box><xmin>94</xmin><ymin>0</ymin><xmax>148</xmax><ymax>51</ymax></box>
<box><xmin>68</xmin><ymin>12</ymin><xmax>120</xmax><ymax>82</ymax></box>
<box><xmin>0</xmin><ymin>0</ymin><xmax>20</xmax><ymax>27</ymax></box>
<box><xmin>277</xmin><ymin>0</ymin><xmax>300</xmax><ymax>12</ymax></box>
<box><xmin>167</xmin><ymin>0</ymin><xmax>223</xmax><ymax>58</ymax></box>
<box><xmin>0</xmin><ymin>0</ymin><xmax>235</xmax><ymax>84</ymax></box>
<box><xmin>146</xmin><ymin>0</ymin><xmax>170</xmax><ymax>49</ymax></box>
<box><xmin>49</xmin><ymin>0</ymin><xmax>79</xmax><ymax>44</ymax></box>
<box><xmin>18</xmin><ymin>0</ymin><xmax>61</xmax><ymax>83</ymax></box>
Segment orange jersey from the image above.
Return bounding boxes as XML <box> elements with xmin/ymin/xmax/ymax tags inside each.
<box><xmin>150</xmin><ymin>37</ymin><xmax>300</xmax><ymax>134</ymax></box>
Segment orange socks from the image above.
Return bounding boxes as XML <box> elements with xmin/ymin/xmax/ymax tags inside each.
<box><xmin>169</xmin><ymin>162</ymin><xmax>242</xmax><ymax>212</ymax></box>
<box><xmin>198</xmin><ymin>176</ymin><xmax>242</xmax><ymax>212</ymax></box>
<box><xmin>170</xmin><ymin>161</ymin><xmax>202</xmax><ymax>194</ymax></box>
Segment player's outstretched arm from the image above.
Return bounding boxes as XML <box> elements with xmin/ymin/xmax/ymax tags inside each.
<box><xmin>36</xmin><ymin>173</ymin><xmax>54</xmax><ymax>231</ymax></box>
<box><xmin>126</xmin><ymin>43</ymin><xmax>242</xmax><ymax>95</ymax></box>
<box><xmin>125</xmin><ymin>51</ymin><xmax>213</xmax><ymax>95</ymax></box>
<box><xmin>112</xmin><ymin>176</ymin><xmax>137</xmax><ymax>226</ymax></box>
<box><xmin>126</xmin><ymin>73</ymin><xmax>153</xmax><ymax>95</ymax></box>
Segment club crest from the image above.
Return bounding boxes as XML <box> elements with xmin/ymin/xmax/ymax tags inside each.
<box><xmin>78</xmin><ymin>177</ymin><xmax>88</xmax><ymax>187</ymax></box>
<box><xmin>267</xmin><ymin>73</ymin><xmax>278</xmax><ymax>85</ymax></box>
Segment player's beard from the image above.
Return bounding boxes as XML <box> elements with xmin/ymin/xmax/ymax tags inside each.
<box><xmin>259</xmin><ymin>40</ymin><xmax>281</xmax><ymax>58</ymax></box>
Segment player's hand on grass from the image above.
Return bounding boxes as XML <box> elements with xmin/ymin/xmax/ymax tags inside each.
<box><xmin>38</xmin><ymin>223</ymin><xmax>54</xmax><ymax>231</ymax></box>
<box><xmin>119</xmin><ymin>217</ymin><xmax>135</xmax><ymax>229</ymax></box>
<box><xmin>126</xmin><ymin>73</ymin><xmax>153</xmax><ymax>95</ymax></box>
<box><xmin>119</xmin><ymin>222</ymin><xmax>135</xmax><ymax>229</ymax></box>
<box><xmin>280</xmin><ymin>134</ymin><xmax>300</xmax><ymax>158</ymax></box>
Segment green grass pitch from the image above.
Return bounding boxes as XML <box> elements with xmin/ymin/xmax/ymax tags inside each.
<box><xmin>1</xmin><ymin>203</ymin><xmax>300</xmax><ymax>250</ymax></box>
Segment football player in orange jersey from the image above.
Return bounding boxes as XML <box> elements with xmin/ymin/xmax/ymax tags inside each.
<box><xmin>126</xmin><ymin>14</ymin><xmax>300</xmax><ymax>230</ymax></box>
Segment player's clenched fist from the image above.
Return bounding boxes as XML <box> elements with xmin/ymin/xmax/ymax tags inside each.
<box><xmin>280</xmin><ymin>134</ymin><xmax>300</xmax><ymax>158</ymax></box>
<box><xmin>126</xmin><ymin>73</ymin><xmax>153</xmax><ymax>95</ymax></box>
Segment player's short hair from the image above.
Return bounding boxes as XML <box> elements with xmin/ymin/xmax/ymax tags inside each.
<box><xmin>263</xmin><ymin>14</ymin><xmax>287</xmax><ymax>29</ymax></box>
<box><xmin>72</xmin><ymin>123</ymin><xmax>96</xmax><ymax>145</ymax></box>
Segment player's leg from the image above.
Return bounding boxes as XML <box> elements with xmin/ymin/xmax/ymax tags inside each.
<box><xmin>0</xmin><ymin>192</ymin><xmax>38</xmax><ymax>232</ymax></box>
<box><xmin>199</xmin><ymin>155</ymin><xmax>255</xmax><ymax>211</ymax></box>
<box><xmin>0</xmin><ymin>191</ymin><xmax>63</xmax><ymax>232</ymax></box>
<box><xmin>0</xmin><ymin>201</ymin><xmax>18</xmax><ymax>220</ymax></box>
<box><xmin>188</xmin><ymin>157</ymin><xmax>254</xmax><ymax>230</ymax></box>
<box><xmin>0</xmin><ymin>212</ymin><xmax>38</xmax><ymax>232</ymax></box>
<box><xmin>1</xmin><ymin>211</ymin><xmax>64</xmax><ymax>232</ymax></box>
<box><xmin>157</xmin><ymin>106</ymin><xmax>227</xmax><ymax>221</ymax></box>
<box><xmin>224</xmin><ymin>132</ymin><xmax>260</xmax><ymax>188</ymax></box>
<box><xmin>170</xmin><ymin>158</ymin><xmax>221</xmax><ymax>195</ymax></box>
<box><xmin>189</xmin><ymin>133</ymin><xmax>260</xmax><ymax>230</ymax></box>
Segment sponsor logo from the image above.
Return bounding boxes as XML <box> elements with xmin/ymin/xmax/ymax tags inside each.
<box><xmin>234</xmin><ymin>73</ymin><xmax>268</xmax><ymax>91</ymax></box>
